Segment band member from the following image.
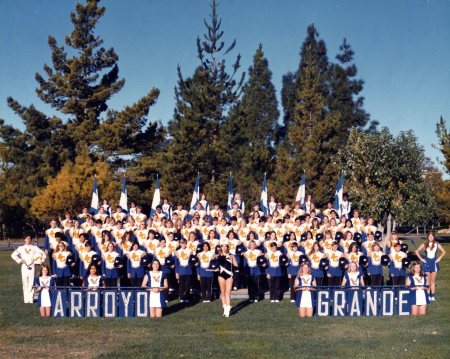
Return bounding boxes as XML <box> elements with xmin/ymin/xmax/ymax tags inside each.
<box><xmin>368</xmin><ymin>242</ymin><xmax>384</xmax><ymax>285</ymax></box>
<box><xmin>217</xmin><ymin>244</ymin><xmax>238</xmax><ymax>317</ymax></box>
<box><xmin>142</xmin><ymin>260</ymin><xmax>168</xmax><ymax>318</ymax></box>
<box><xmin>327</xmin><ymin>241</ymin><xmax>344</xmax><ymax>286</ymax></box>
<box><xmin>294</xmin><ymin>262</ymin><xmax>316</xmax><ymax>317</ymax></box>
<box><xmin>389</xmin><ymin>242</ymin><xmax>407</xmax><ymax>285</ymax></box>
<box><xmin>197</xmin><ymin>242</ymin><xmax>216</xmax><ymax>303</ymax></box>
<box><xmin>287</xmin><ymin>242</ymin><xmax>302</xmax><ymax>302</ymax></box>
<box><xmin>102</xmin><ymin>242</ymin><xmax>122</xmax><ymax>287</ymax></box>
<box><xmin>34</xmin><ymin>264</ymin><xmax>55</xmax><ymax>317</ymax></box>
<box><xmin>52</xmin><ymin>241</ymin><xmax>73</xmax><ymax>286</ymax></box>
<box><xmin>11</xmin><ymin>235</ymin><xmax>46</xmax><ymax>303</ymax></box>
<box><xmin>243</xmin><ymin>240</ymin><xmax>262</xmax><ymax>302</ymax></box>
<box><xmin>266</xmin><ymin>242</ymin><xmax>282</xmax><ymax>303</ymax></box>
<box><xmin>406</xmin><ymin>261</ymin><xmax>429</xmax><ymax>315</ymax></box>
<box><xmin>415</xmin><ymin>232</ymin><xmax>446</xmax><ymax>300</ymax></box>
<box><xmin>126</xmin><ymin>241</ymin><xmax>146</xmax><ymax>287</ymax></box>
<box><xmin>174</xmin><ymin>239</ymin><xmax>192</xmax><ymax>303</ymax></box>
<box><xmin>308</xmin><ymin>242</ymin><xmax>326</xmax><ymax>287</ymax></box>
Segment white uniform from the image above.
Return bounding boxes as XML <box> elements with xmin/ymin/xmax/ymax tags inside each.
<box><xmin>11</xmin><ymin>244</ymin><xmax>46</xmax><ymax>303</ymax></box>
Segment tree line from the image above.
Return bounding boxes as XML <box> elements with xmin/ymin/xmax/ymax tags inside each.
<box><xmin>0</xmin><ymin>0</ymin><xmax>448</xmax><ymax>236</ymax></box>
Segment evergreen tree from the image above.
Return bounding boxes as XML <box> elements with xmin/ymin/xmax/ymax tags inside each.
<box><xmin>0</xmin><ymin>0</ymin><xmax>164</xmax><ymax>232</ymax></box>
<box><xmin>328</xmin><ymin>38</ymin><xmax>377</xmax><ymax>139</ymax></box>
<box><xmin>224</xmin><ymin>44</ymin><xmax>279</xmax><ymax>205</ymax></box>
<box><xmin>274</xmin><ymin>24</ymin><xmax>339</xmax><ymax>204</ymax></box>
<box><xmin>435</xmin><ymin>116</ymin><xmax>450</xmax><ymax>174</ymax></box>
<box><xmin>161</xmin><ymin>0</ymin><xmax>244</xmax><ymax>205</ymax></box>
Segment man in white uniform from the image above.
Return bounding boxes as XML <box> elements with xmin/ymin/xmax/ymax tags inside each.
<box><xmin>11</xmin><ymin>235</ymin><xmax>46</xmax><ymax>303</ymax></box>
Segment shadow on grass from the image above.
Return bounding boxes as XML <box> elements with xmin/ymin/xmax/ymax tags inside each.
<box><xmin>230</xmin><ymin>299</ymin><xmax>252</xmax><ymax>316</ymax></box>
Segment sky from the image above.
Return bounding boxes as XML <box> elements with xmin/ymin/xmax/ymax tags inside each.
<box><xmin>1</xmin><ymin>0</ymin><xmax>449</xmax><ymax>171</ymax></box>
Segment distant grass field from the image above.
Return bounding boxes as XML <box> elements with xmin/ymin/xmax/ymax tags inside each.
<box><xmin>1</xmin><ymin>244</ymin><xmax>449</xmax><ymax>359</ymax></box>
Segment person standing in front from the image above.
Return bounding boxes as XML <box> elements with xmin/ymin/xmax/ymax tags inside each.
<box><xmin>11</xmin><ymin>234</ymin><xmax>46</xmax><ymax>304</ymax></box>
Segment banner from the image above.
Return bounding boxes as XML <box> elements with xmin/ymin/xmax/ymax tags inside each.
<box><xmin>48</xmin><ymin>287</ymin><xmax>415</xmax><ymax>318</ymax></box>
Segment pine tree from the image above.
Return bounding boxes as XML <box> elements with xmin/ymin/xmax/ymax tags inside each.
<box><xmin>1</xmin><ymin>0</ymin><xmax>164</xmax><ymax>231</ymax></box>
<box><xmin>161</xmin><ymin>0</ymin><xmax>244</xmax><ymax>205</ymax></box>
<box><xmin>328</xmin><ymin>38</ymin><xmax>377</xmax><ymax>139</ymax></box>
<box><xmin>224</xmin><ymin>44</ymin><xmax>279</xmax><ymax>205</ymax></box>
<box><xmin>274</xmin><ymin>24</ymin><xmax>339</xmax><ymax>205</ymax></box>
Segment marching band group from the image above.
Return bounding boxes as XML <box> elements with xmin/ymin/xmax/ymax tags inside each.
<box><xmin>11</xmin><ymin>194</ymin><xmax>446</xmax><ymax>318</ymax></box>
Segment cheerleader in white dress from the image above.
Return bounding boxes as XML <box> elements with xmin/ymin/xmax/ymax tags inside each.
<box><xmin>414</xmin><ymin>232</ymin><xmax>446</xmax><ymax>301</ymax></box>
<box><xmin>34</xmin><ymin>264</ymin><xmax>55</xmax><ymax>317</ymax></box>
<box><xmin>142</xmin><ymin>260</ymin><xmax>168</xmax><ymax>318</ymax></box>
<box><xmin>294</xmin><ymin>263</ymin><xmax>316</xmax><ymax>318</ymax></box>
<box><xmin>406</xmin><ymin>262</ymin><xmax>429</xmax><ymax>316</ymax></box>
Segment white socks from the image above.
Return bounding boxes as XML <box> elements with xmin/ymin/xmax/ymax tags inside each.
<box><xmin>224</xmin><ymin>305</ymin><xmax>231</xmax><ymax>317</ymax></box>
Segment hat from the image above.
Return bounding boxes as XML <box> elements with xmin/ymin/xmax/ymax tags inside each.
<box><xmin>114</xmin><ymin>256</ymin><xmax>123</xmax><ymax>268</ymax></box>
<box><xmin>381</xmin><ymin>255</ymin><xmax>390</xmax><ymax>266</ymax></box>
<box><xmin>209</xmin><ymin>259</ymin><xmax>219</xmax><ymax>270</ymax></box>
<box><xmin>66</xmin><ymin>254</ymin><xmax>75</xmax><ymax>266</ymax></box>
<box><xmin>401</xmin><ymin>243</ymin><xmax>409</xmax><ymax>253</ymax></box>
<box><xmin>339</xmin><ymin>257</ymin><xmax>349</xmax><ymax>270</ymax></box>
<box><xmin>189</xmin><ymin>254</ymin><xmax>198</xmax><ymax>266</ymax></box>
<box><xmin>375</xmin><ymin>231</ymin><xmax>383</xmax><ymax>241</ymax></box>
<box><xmin>164</xmin><ymin>256</ymin><xmax>175</xmax><ymax>267</ymax></box>
<box><xmin>319</xmin><ymin>258</ymin><xmax>330</xmax><ymax>271</ymax></box>
<box><xmin>236</xmin><ymin>243</ymin><xmax>246</xmax><ymax>256</ymax></box>
<box><xmin>335</xmin><ymin>232</ymin><xmax>344</xmax><ymax>241</ymax></box>
<box><xmin>315</xmin><ymin>233</ymin><xmax>324</xmax><ymax>241</ymax></box>
<box><xmin>279</xmin><ymin>254</ymin><xmax>289</xmax><ymax>267</ymax></box>
<box><xmin>359</xmin><ymin>255</ymin><xmax>369</xmax><ymax>267</ymax></box>
<box><xmin>402</xmin><ymin>257</ymin><xmax>411</xmax><ymax>269</ymax></box>
<box><xmin>257</xmin><ymin>255</ymin><xmax>268</xmax><ymax>268</ymax></box>
<box><xmin>299</xmin><ymin>254</ymin><xmax>309</xmax><ymax>264</ymax></box>
<box><xmin>353</xmin><ymin>232</ymin><xmax>362</xmax><ymax>243</ymax></box>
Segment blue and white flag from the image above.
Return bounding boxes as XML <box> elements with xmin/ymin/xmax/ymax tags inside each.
<box><xmin>260</xmin><ymin>173</ymin><xmax>268</xmax><ymax>215</ymax></box>
<box><xmin>190</xmin><ymin>173</ymin><xmax>200</xmax><ymax>210</ymax></box>
<box><xmin>119</xmin><ymin>176</ymin><xmax>128</xmax><ymax>212</ymax></box>
<box><xmin>295</xmin><ymin>172</ymin><xmax>306</xmax><ymax>204</ymax></box>
<box><xmin>150</xmin><ymin>175</ymin><xmax>161</xmax><ymax>217</ymax></box>
<box><xmin>227</xmin><ymin>172</ymin><xmax>233</xmax><ymax>211</ymax></box>
<box><xmin>90</xmin><ymin>175</ymin><xmax>99</xmax><ymax>215</ymax></box>
<box><xmin>333</xmin><ymin>172</ymin><xmax>344</xmax><ymax>216</ymax></box>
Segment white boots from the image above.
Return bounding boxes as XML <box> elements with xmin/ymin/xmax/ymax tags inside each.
<box><xmin>222</xmin><ymin>304</ymin><xmax>231</xmax><ymax>317</ymax></box>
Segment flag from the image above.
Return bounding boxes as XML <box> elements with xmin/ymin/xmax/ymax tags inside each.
<box><xmin>227</xmin><ymin>172</ymin><xmax>233</xmax><ymax>211</ymax></box>
<box><xmin>295</xmin><ymin>172</ymin><xmax>306</xmax><ymax>204</ymax></box>
<box><xmin>260</xmin><ymin>173</ymin><xmax>268</xmax><ymax>215</ymax></box>
<box><xmin>190</xmin><ymin>173</ymin><xmax>200</xmax><ymax>210</ymax></box>
<box><xmin>150</xmin><ymin>175</ymin><xmax>161</xmax><ymax>217</ymax></box>
<box><xmin>89</xmin><ymin>175</ymin><xmax>99</xmax><ymax>215</ymax></box>
<box><xmin>119</xmin><ymin>176</ymin><xmax>128</xmax><ymax>212</ymax></box>
<box><xmin>333</xmin><ymin>171</ymin><xmax>344</xmax><ymax>216</ymax></box>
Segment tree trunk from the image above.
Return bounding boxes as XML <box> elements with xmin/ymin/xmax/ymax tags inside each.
<box><xmin>384</xmin><ymin>213</ymin><xmax>392</xmax><ymax>251</ymax></box>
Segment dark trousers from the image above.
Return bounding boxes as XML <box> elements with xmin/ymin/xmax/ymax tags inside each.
<box><xmin>315</xmin><ymin>277</ymin><xmax>324</xmax><ymax>287</ymax></box>
<box><xmin>104</xmin><ymin>278</ymin><xmax>118</xmax><ymax>288</ymax></box>
<box><xmin>268</xmin><ymin>276</ymin><xmax>280</xmax><ymax>300</ymax></box>
<box><xmin>247</xmin><ymin>275</ymin><xmax>260</xmax><ymax>300</ymax></box>
<box><xmin>56</xmin><ymin>276</ymin><xmax>70</xmax><ymax>287</ymax></box>
<box><xmin>178</xmin><ymin>275</ymin><xmax>191</xmax><ymax>300</ymax></box>
<box><xmin>129</xmin><ymin>277</ymin><xmax>143</xmax><ymax>287</ymax></box>
<box><xmin>370</xmin><ymin>274</ymin><xmax>383</xmax><ymax>286</ymax></box>
<box><xmin>328</xmin><ymin>276</ymin><xmax>342</xmax><ymax>287</ymax></box>
<box><xmin>392</xmin><ymin>276</ymin><xmax>405</xmax><ymax>286</ymax></box>
<box><xmin>200</xmin><ymin>277</ymin><xmax>213</xmax><ymax>301</ymax></box>
<box><xmin>289</xmin><ymin>277</ymin><xmax>296</xmax><ymax>300</ymax></box>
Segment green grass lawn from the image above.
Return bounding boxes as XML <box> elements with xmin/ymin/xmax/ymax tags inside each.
<box><xmin>1</xmin><ymin>245</ymin><xmax>449</xmax><ymax>359</ymax></box>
